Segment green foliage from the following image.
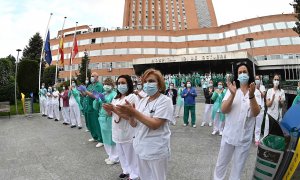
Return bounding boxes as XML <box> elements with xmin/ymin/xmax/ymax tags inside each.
<box><xmin>22</xmin><ymin>32</ymin><xmax>43</xmax><ymax>62</ymax></box>
<box><xmin>0</xmin><ymin>57</ymin><xmax>15</xmax><ymax>103</ymax></box>
<box><xmin>77</xmin><ymin>52</ymin><xmax>91</xmax><ymax>84</ymax></box>
<box><xmin>17</xmin><ymin>60</ymin><xmax>39</xmax><ymax>97</ymax></box>
<box><xmin>42</xmin><ymin>65</ymin><xmax>58</xmax><ymax>87</ymax></box>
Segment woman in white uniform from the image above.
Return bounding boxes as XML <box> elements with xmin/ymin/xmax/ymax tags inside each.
<box><xmin>68</xmin><ymin>81</ymin><xmax>83</xmax><ymax>129</ymax></box>
<box><xmin>47</xmin><ymin>86</ymin><xmax>53</xmax><ymax>119</ymax></box>
<box><xmin>214</xmin><ymin>63</ymin><xmax>261</xmax><ymax>180</ymax></box>
<box><xmin>115</xmin><ymin>69</ymin><xmax>173</xmax><ymax>180</ymax></box>
<box><xmin>52</xmin><ymin>86</ymin><xmax>60</xmax><ymax>121</ymax></box>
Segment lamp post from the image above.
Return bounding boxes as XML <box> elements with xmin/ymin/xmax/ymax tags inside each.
<box><xmin>15</xmin><ymin>49</ymin><xmax>22</xmax><ymax>115</ymax></box>
<box><xmin>245</xmin><ymin>37</ymin><xmax>256</xmax><ymax>77</ymax></box>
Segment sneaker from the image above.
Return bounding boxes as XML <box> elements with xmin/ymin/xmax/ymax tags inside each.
<box><xmin>88</xmin><ymin>138</ymin><xmax>96</xmax><ymax>142</ymax></box>
<box><xmin>183</xmin><ymin>124</ymin><xmax>187</xmax><ymax>127</ymax></box>
<box><xmin>211</xmin><ymin>130</ymin><xmax>218</xmax><ymax>135</ymax></box>
<box><xmin>78</xmin><ymin>126</ymin><xmax>82</xmax><ymax>130</ymax></box>
<box><xmin>96</xmin><ymin>142</ymin><xmax>104</xmax><ymax>148</ymax></box>
<box><xmin>85</xmin><ymin>129</ymin><xmax>90</xmax><ymax>132</ymax></box>
<box><xmin>54</xmin><ymin>119</ymin><xmax>58</xmax><ymax>121</ymax></box>
<box><xmin>106</xmin><ymin>159</ymin><xmax>117</xmax><ymax>165</ymax></box>
<box><xmin>200</xmin><ymin>122</ymin><xmax>205</xmax><ymax>127</ymax></box>
<box><xmin>70</xmin><ymin>125</ymin><xmax>76</xmax><ymax>128</ymax></box>
<box><xmin>208</xmin><ymin>122</ymin><xmax>212</xmax><ymax>127</ymax></box>
<box><xmin>119</xmin><ymin>173</ymin><xmax>129</xmax><ymax>179</ymax></box>
<box><xmin>192</xmin><ymin>125</ymin><xmax>197</xmax><ymax>128</ymax></box>
<box><xmin>172</xmin><ymin>122</ymin><xmax>176</xmax><ymax>126</ymax></box>
<box><xmin>219</xmin><ymin>131</ymin><xmax>223</xmax><ymax>136</ymax></box>
<box><xmin>105</xmin><ymin>158</ymin><xmax>110</xmax><ymax>163</ymax></box>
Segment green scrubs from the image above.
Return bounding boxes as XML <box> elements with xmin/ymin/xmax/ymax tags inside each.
<box><xmin>211</xmin><ymin>90</ymin><xmax>226</xmax><ymax>122</ymax></box>
<box><xmin>81</xmin><ymin>93</ymin><xmax>89</xmax><ymax>130</ymax></box>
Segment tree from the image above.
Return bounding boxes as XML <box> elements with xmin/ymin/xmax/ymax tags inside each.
<box><xmin>22</xmin><ymin>32</ymin><xmax>43</xmax><ymax>62</ymax></box>
<box><xmin>0</xmin><ymin>57</ymin><xmax>15</xmax><ymax>103</ymax></box>
<box><xmin>292</xmin><ymin>1</ymin><xmax>300</xmax><ymax>35</ymax></box>
<box><xmin>42</xmin><ymin>65</ymin><xmax>57</xmax><ymax>87</ymax></box>
<box><xmin>77</xmin><ymin>51</ymin><xmax>91</xmax><ymax>83</ymax></box>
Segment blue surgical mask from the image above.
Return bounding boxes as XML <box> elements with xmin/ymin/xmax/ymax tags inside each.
<box><xmin>118</xmin><ymin>84</ymin><xmax>128</xmax><ymax>94</ymax></box>
<box><xmin>238</xmin><ymin>73</ymin><xmax>249</xmax><ymax>85</ymax></box>
<box><xmin>255</xmin><ymin>80</ymin><xmax>260</xmax><ymax>85</ymax></box>
<box><xmin>218</xmin><ymin>85</ymin><xmax>223</xmax><ymax>90</ymax></box>
<box><xmin>103</xmin><ymin>85</ymin><xmax>112</xmax><ymax>92</ymax></box>
<box><xmin>143</xmin><ymin>82</ymin><xmax>158</xmax><ymax>96</ymax></box>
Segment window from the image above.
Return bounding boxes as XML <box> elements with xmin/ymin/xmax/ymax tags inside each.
<box><xmin>115</xmin><ymin>48</ymin><xmax>127</xmax><ymax>55</ymax></box>
<box><xmin>208</xmin><ymin>33</ymin><xmax>220</xmax><ymax>40</ymax></box>
<box><xmin>253</xmin><ymin>39</ymin><xmax>266</xmax><ymax>48</ymax></box>
<box><xmin>210</xmin><ymin>46</ymin><xmax>226</xmax><ymax>53</ymax></box>
<box><xmin>279</xmin><ymin>37</ymin><xmax>291</xmax><ymax>45</ymax></box>
<box><xmin>91</xmin><ymin>39</ymin><xmax>96</xmax><ymax>44</ymax></box>
<box><xmin>129</xmin><ymin>48</ymin><xmax>142</xmax><ymax>54</ymax></box>
<box><xmin>176</xmin><ymin>48</ymin><xmax>187</xmax><ymax>55</ymax></box>
<box><xmin>239</xmin><ymin>42</ymin><xmax>250</xmax><ymax>49</ymax></box>
<box><xmin>156</xmin><ymin>36</ymin><xmax>170</xmax><ymax>42</ymax></box>
<box><xmin>225</xmin><ymin>30</ymin><xmax>236</xmax><ymax>38</ymax></box>
<box><xmin>157</xmin><ymin>48</ymin><xmax>170</xmax><ymax>54</ymax></box>
<box><xmin>266</xmin><ymin>38</ymin><xmax>279</xmax><ymax>46</ymax></box>
<box><xmin>187</xmin><ymin>34</ymin><xmax>207</xmax><ymax>41</ymax></box>
<box><xmin>102</xmin><ymin>37</ymin><xmax>114</xmax><ymax>43</ymax></box>
<box><xmin>237</xmin><ymin>27</ymin><xmax>249</xmax><ymax>35</ymax></box>
<box><xmin>263</xmin><ymin>23</ymin><xmax>275</xmax><ymax>31</ymax></box>
<box><xmin>275</xmin><ymin>22</ymin><xmax>286</xmax><ymax>29</ymax></box>
<box><xmin>102</xmin><ymin>49</ymin><xmax>114</xmax><ymax>55</ymax></box>
<box><xmin>96</xmin><ymin>38</ymin><xmax>102</xmax><ymax>43</ymax></box>
<box><xmin>143</xmin><ymin>36</ymin><xmax>156</xmax><ymax>41</ymax></box>
<box><xmin>129</xmin><ymin>36</ymin><xmax>142</xmax><ymax>42</ymax></box>
<box><xmin>143</xmin><ymin>48</ymin><xmax>156</xmax><ymax>54</ymax></box>
<box><xmin>80</xmin><ymin>39</ymin><xmax>90</xmax><ymax>45</ymax></box>
<box><xmin>291</xmin><ymin>37</ymin><xmax>300</xmax><ymax>44</ymax></box>
<box><xmin>116</xmin><ymin>36</ymin><xmax>128</xmax><ymax>42</ymax></box>
<box><xmin>171</xmin><ymin>36</ymin><xmax>186</xmax><ymax>42</ymax></box>
<box><xmin>188</xmin><ymin>47</ymin><xmax>209</xmax><ymax>53</ymax></box>
<box><xmin>90</xmin><ymin>50</ymin><xmax>100</xmax><ymax>56</ymax></box>
<box><xmin>250</xmin><ymin>25</ymin><xmax>262</xmax><ymax>33</ymax></box>
<box><xmin>286</xmin><ymin>21</ymin><xmax>296</xmax><ymax>28</ymax></box>
<box><xmin>227</xmin><ymin>44</ymin><xmax>239</xmax><ymax>51</ymax></box>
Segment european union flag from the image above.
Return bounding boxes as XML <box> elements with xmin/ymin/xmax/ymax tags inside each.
<box><xmin>44</xmin><ymin>30</ymin><xmax>52</xmax><ymax>65</ymax></box>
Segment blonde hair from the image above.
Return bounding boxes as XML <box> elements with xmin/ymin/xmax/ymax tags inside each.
<box><xmin>141</xmin><ymin>68</ymin><xmax>166</xmax><ymax>93</ymax></box>
<box><xmin>103</xmin><ymin>77</ymin><xmax>114</xmax><ymax>88</ymax></box>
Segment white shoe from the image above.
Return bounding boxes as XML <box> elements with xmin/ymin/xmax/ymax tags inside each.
<box><xmin>193</xmin><ymin>125</ymin><xmax>197</xmax><ymax>128</ymax></box>
<box><xmin>183</xmin><ymin>124</ymin><xmax>187</xmax><ymax>127</ymax></box>
<box><xmin>106</xmin><ymin>159</ymin><xmax>117</xmax><ymax>165</ymax></box>
<box><xmin>211</xmin><ymin>131</ymin><xmax>218</xmax><ymax>135</ymax></box>
<box><xmin>172</xmin><ymin>122</ymin><xmax>176</xmax><ymax>126</ymax></box>
<box><xmin>208</xmin><ymin>122</ymin><xmax>212</xmax><ymax>127</ymax></box>
<box><xmin>200</xmin><ymin>122</ymin><xmax>205</xmax><ymax>127</ymax></box>
<box><xmin>96</xmin><ymin>142</ymin><xmax>104</xmax><ymax>148</ymax></box>
<box><xmin>219</xmin><ymin>131</ymin><xmax>223</xmax><ymax>136</ymax></box>
<box><xmin>105</xmin><ymin>158</ymin><xmax>110</xmax><ymax>162</ymax></box>
<box><xmin>85</xmin><ymin>129</ymin><xmax>90</xmax><ymax>132</ymax></box>
<box><xmin>88</xmin><ymin>138</ymin><xmax>96</xmax><ymax>142</ymax></box>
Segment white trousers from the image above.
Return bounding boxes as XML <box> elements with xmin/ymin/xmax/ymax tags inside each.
<box><xmin>69</xmin><ymin>101</ymin><xmax>82</xmax><ymax>127</ymax></box>
<box><xmin>202</xmin><ymin>104</ymin><xmax>213</xmax><ymax>124</ymax></box>
<box><xmin>52</xmin><ymin>103</ymin><xmax>60</xmax><ymax>120</ymax></box>
<box><xmin>47</xmin><ymin>101</ymin><xmax>53</xmax><ymax>118</ymax></box>
<box><xmin>62</xmin><ymin>107</ymin><xmax>70</xmax><ymax>124</ymax></box>
<box><xmin>213</xmin><ymin>113</ymin><xmax>224</xmax><ymax>132</ymax></box>
<box><xmin>40</xmin><ymin>97</ymin><xmax>47</xmax><ymax>115</ymax></box>
<box><xmin>116</xmin><ymin>143</ymin><xmax>139</xmax><ymax>179</ymax></box>
<box><xmin>176</xmin><ymin>104</ymin><xmax>183</xmax><ymax>116</ymax></box>
<box><xmin>214</xmin><ymin>139</ymin><xmax>251</xmax><ymax>180</ymax></box>
<box><xmin>263</xmin><ymin>114</ymin><xmax>270</xmax><ymax>138</ymax></box>
<box><xmin>104</xmin><ymin>144</ymin><xmax>119</xmax><ymax>162</ymax></box>
<box><xmin>137</xmin><ymin>156</ymin><xmax>168</xmax><ymax>180</ymax></box>
<box><xmin>254</xmin><ymin>109</ymin><xmax>264</xmax><ymax>142</ymax></box>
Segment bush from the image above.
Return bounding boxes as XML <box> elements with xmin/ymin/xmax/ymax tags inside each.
<box><xmin>17</xmin><ymin>60</ymin><xmax>39</xmax><ymax>97</ymax></box>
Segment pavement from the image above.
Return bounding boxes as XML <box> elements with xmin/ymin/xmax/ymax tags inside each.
<box><xmin>0</xmin><ymin>103</ymin><xmax>257</xmax><ymax>180</ymax></box>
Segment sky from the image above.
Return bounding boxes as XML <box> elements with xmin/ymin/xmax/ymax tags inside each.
<box><xmin>0</xmin><ymin>0</ymin><xmax>293</xmax><ymax>59</ymax></box>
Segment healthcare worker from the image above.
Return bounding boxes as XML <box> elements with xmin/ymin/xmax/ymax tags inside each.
<box><xmin>60</xmin><ymin>85</ymin><xmax>70</xmax><ymax>125</ymax></box>
<box><xmin>254</xmin><ymin>75</ymin><xmax>266</xmax><ymax>145</ymax></box>
<box><xmin>115</xmin><ymin>69</ymin><xmax>173</xmax><ymax>180</ymax></box>
<box><xmin>134</xmin><ymin>81</ymin><xmax>147</xmax><ymax>100</ymax></box>
<box><xmin>211</xmin><ymin>82</ymin><xmax>226</xmax><ymax>135</ymax></box>
<box><xmin>214</xmin><ymin>63</ymin><xmax>260</xmax><ymax>180</ymax></box>
<box><xmin>175</xmin><ymin>82</ymin><xmax>185</xmax><ymax>118</ymax></box>
<box><xmin>52</xmin><ymin>86</ymin><xmax>60</xmax><ymax>121</ymax></box>
<box><xmin>103</xmin><ymin>75</ymin><xmax>139</xmax><ymax>179</ymax></box>
<box><xmin>68</xmin><ymin>81</ymin><xmax>82</xmax><ymax>129</ymax></box>
<box><xmin>39</xmin><ymin>83</ymin><xmax>47</xmax><ymax>116</ymax></box>
<box><xmin>292</xmin><ymin>82</ymin><xmax>300</xmax><ymax>105</ymax></box>
<box><xmin>264</xmin><ymin>74</ymin><xmax>285</xmax><ymax>137</ymax></box>
<box><xmin>181</xmin><ymin>81</ymin><xmax>197</xmax><ymax>127</ymax></box>
<box><xmin>47</xmin><ymin>86</ymin><xmax>53</xmax><ymax>119</ymax></box>
<box><xmin>201</xmin><ymin>80</ymin><xmax>214</xmax><ymax>127</ymax></box>
<box><xmin>83</xmin><ymin>72</ymin><xmax>104</xmax><ymax>148</ymax></box>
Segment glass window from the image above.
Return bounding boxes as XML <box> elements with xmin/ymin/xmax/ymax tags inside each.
<box><xmin>291</xmin><ymin>37</ymin><xmax>300</xmax><ymax>44</ymax></box>
<box><xmin>80</xmin><ymin>39</ymin><xmax>90</xmax><ymax>45</ymax></box>
<box><xmin>64</xmin><ymin>42</ymin><xmax>71</xmax><ymax>48</ymax></box>
<box><xmin>176</xmin><ymin>48</ymin><xmax>187</xmax><ymax>55</ymax></box>
<box><xmin>188</xmin><ymin>47</ymin><xmax>209</xmax><ymax>54</ymax></box>
<box><xmin>187</xmin><ymin>34</ymin><xmax>207</xmax><ymax>41</ymax></box>
<box><xmin>115</xmin><ymin>48</ymin><xmax>128</xmax><ymax>55</ymax></box>
<box><xmin>286</xmin><ymin>21</ymin><xmax>296</xmax><ymax>29</ymax></box>
<box><xmin>227</xmin><ymin>44</ymin><xmax>239</xmax><ymax>51</ymax></box>
<box><xmin>210</xmin><ymin>46</ymin><xmax>226</xmax><ymax>53</ymax></box>
<box><xmin>95</xmin><ymin>38</ymin><xmax>102</xmax><ymax>43</ymax></box>
<box><xmin>102</xmin><ymin>49</ymin><xmax>114</xmax><ymax>55</ymax></box>
<box><xmin>172</xmin><ymin>36</ymin><xmax>186</xmax><ymax>42</ymax></box>
<box><xmin>253</xmin><ymin>39</ymin><xmax>266</xmax><ymax>48</ymax></box>
<box><xmin>129</xmin><ymin>48</ymin><xmax>142</xmax><ymax>54</ymax></box>
<box><xmin>143</xmin><ymin>48</ymin><xmax>156</xmax><ymax>54</ymax></box>
<box><xmin>156</xmin><ymin>36</ymin><xmax>170</xmax><ymax>42</ymax></box>
<box><xmin>263</xmin><ymin>23</ymin><xmax>274</xmax><ymax>31</ymax></box>
<box><xmin>143</xmin><ymin>36</ymin><xmax>156</xmax><ymax>41</ymax></box>
<box><xmin>90</xmin><ymin>50</ymin><xmax>100</xmax><ymax>56</ymax></box>
<box><xmin>116</xmin><ymin>36</ymin><xmax>128</xmax><ymax>42</ymax></box>
<box><xmin>279</xmin><ymin>37</ymin><xmax>291</xmax><ymax>45</ymax></box>
<box><xmin>225</xmin><ymin>30</ymin><xmax>236</xmax><ymax>38</ymax></box>
<box><xmin>275</xmin><ymin>22</ymin><xmax>286</xmax><ymax>29</ymax></box>
<box><xmin>102</xmin><ymin>62</ymin><xmax>110</xmax><ymax>68</ymax></box>
<box><xmin>270</xmin><ymin>54</ymin><xmax>281</xmax><ymax>59</ymax></box>
<box><xmin>102</xmin><ymin>37</ymin><xmax>114</xmax><ymax>43</ymax></box>
<box><xmin>208</xmin><ymin>33</ymin><xmax>220</xmax><ymax>40</ymax></box>
<box><xmin>250</xmin><ymin>25</ymin><xmax>262</xmax><ymax>33</ymax></box>
<box><xmin>129</xmin><ymin>36</ymin><xmax>142</xmax><ymax>41</ymax></box>
<box><xmin>282</xmin><ymin>54</ymin><xmax>289</xmax><ymax>59</ymax></box>
<box><xmin>266</xmin><ymin>38</ymin><xmax>279</xmax><ymax>46</ymax></box>
<box><xmin>171</xmin><ymin>49</ymin><xmax>177</xmax><ymax>55</ymax></box>
<box><xmin>51</xmin><ymin>44</ymin><xmax>59</xmax><ymax>50</ymax></box>
<box><xmin>237</xmin><ymin>27</ymin><xmax>249</xmax><ymax>35</ymax></box>
<box><xmin>218</xmin><ymin>33</ymin><xmax>224</xmax><ymax>39</ymax></box>
<box><xmin>157</xmin><ymin>48</ymin><xmax>170</xmax><ymax>54</ymax></box>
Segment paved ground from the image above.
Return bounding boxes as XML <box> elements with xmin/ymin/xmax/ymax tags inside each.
<box><xmin>0</xmin><ymin>103</ymin><xmax>257</xmax><ymax>180</ymax></box>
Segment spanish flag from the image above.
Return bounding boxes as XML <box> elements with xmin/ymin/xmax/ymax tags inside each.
<box><xmin>59</xmin><ymin>36</ymin><xmax>64</xmax><ymax>65</ymax></box>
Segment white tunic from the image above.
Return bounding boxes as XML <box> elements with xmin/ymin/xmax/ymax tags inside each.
<box><xmin>266</xmin><ymin>88</ymin><xmax>285</xmax><ymax>121</ymax></box>
<box><xmin>112</xmin><ymin>94</ymin><xmax>139</xmax><ymax>144</ymax></box>
<box><xmin>133</xmin><ymin>94</ymin><xmax>173</xmax><ymax>160</ymax></box>
<box><xmin>222</xmin><ymin>89</ymin><xmax>261</xmax><ymax>146</ymax></box>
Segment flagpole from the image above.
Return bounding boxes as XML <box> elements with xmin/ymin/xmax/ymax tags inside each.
<box><xmin>55</xmin><ymin>17</ymin><xmax>67</xmax><ymax>85</ymax></box>
<box><xmin>70</xmin><ymin>22</ymin><xmax>78</xmax><ymax>86</ymax></box>
<box><xmin>39</xmin><ymin>13</ymin><xmax>53</xmax><ymax>90</ymax></box>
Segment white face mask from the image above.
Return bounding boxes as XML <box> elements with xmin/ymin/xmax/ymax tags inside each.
<box><xmin>170</xmin><ymin>86</ymin><xmax>174</xmax><ymax>89</ymax></box>
<box><xmin>42</xmin><ymin>86</ymin><xmax>44</xmax><ymax>88</ymax></box>
<box><xmin>187</xmin><ymin>83</ymin><xmax>191</xmax><ymax>88</ymax></box>
<box><xmin>90</xmin><ymin>77</ymin><xmax>95</xmax><ymax>83</ymax></box>
<box><xmin>273</xmin><ymin>80</ymin><xmax>279</xmax><ymax>87</ymax></box>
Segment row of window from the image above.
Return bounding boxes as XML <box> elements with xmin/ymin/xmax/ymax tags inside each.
<box><xmin>51</xmin><ymin>36</ymin><xmax>300</xmax><ymax>61</ymax></box>
<box><xmin>51</xmin><ymin>21</ymin><xmax>296</xmax><ymax>50</ymax></box>
<box><xmin>63</xmin><ymin>61</ymin><xmax>133</xmax><ymax>71</ymax></box>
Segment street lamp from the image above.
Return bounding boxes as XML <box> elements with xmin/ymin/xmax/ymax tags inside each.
<box><xmin>15</xmin><ymin>49</ymin><xmax>22</xmax><ymax>115</ymax></box>
<box><xmin>245</xmin><ymin>37</ymin><xmax>256</xmax><ymax>77</ymax></box>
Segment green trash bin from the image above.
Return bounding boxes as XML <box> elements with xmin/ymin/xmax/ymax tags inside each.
<box><xmin>253</xmin><ymin>134</ymin><xmax>286</xmax><ymax>180</ymax></box>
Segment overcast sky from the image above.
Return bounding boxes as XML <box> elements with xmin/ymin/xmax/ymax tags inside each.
<box><xmin>0</xmin><ymin>0</ymin><xmax>293</xmax><ymax>59</ymax></box>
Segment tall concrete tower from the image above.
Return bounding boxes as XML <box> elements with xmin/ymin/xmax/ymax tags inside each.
<box><xmin>123</xmin><ymin>0</ymin><xmax>218</xmax><ymax>30</ymax></box>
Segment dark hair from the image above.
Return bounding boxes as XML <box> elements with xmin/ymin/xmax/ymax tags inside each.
<box><xmin>115</xmin><ymin>75</ymin><xmax>134</xmax><ymax>99</ymax></box>
<box><xmin>233</xmin><ymin>62</ymin><xmax>254</xmax><ymax>89</ymax></box>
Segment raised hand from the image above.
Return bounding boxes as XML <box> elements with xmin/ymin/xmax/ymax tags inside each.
<box><xmin>249</xmin><ymin>82</ymin><xmax>255</xmax><ymax>97</ymax></box>
<box><xmin>103</xmin><ymin>103</ymin><xmax>115</xmax><ymax>114</ymax></box>
<box><xmin>226</xmin><ymin>81</ymin><xmax>237</xmax><ymax>95</ymax></box>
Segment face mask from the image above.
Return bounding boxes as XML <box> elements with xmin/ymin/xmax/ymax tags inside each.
<box><xmin>238</xmin><ymin>73</ymin><xmax>249</xmax><ymax>85</ymax></box>
<box><xmin>90</xmin><ymin>77</ymin><xmax>95</xmax><ymax>83</ymax></box>
<box><xmin>170</xmin><ymin>86</ymin><xmax>174</xmax><ymax>89</ymax></box>
<box><xmin>187</xmin><ymin>83</ymin><xmax>191</xmax><ymax>88</ymax></box>
<box><xmin>137</xmin><ymin>85</ymin><xmax>142</xmax><ymax>90</ymax></box>
<box><xmin>208</xmin><ymin>83</ymin><xmax>213</xmax><ymax>88</ymax></box>
<box><xmin>48</xmin><ymin>88</ymin><xmax>52</xmax><ymax>92</ymax></box>
<box><xmin>103</xmin><ymin>85</ymin><xmax>112</xmax><ymax>92</ymax></box>
<box><xmin>218</xmin><ymin>85</ymin><xmax>223</xmax><ymax>90</ymax></box>
<box><xmin>118</xmin><ymin>84</ymin><xmax>128</xmax><ymax>94</ymax></box>
<box><xmin>273</xmin><ymin>80</ymin><xmax>279</xmax><ymax>87</ymax></box>
<box><xmin>181</xmin><ymin>84</ymin><xmax>185</xmax><ymax>87</ymax></box>
<box><xmin>62</xmin><ymin>87</ymin><xmax>65</xmax><ymax>90</ymax></box>
<box><xmin>85</xmin><ymin>80</ymin><xmax>89</xmax><ymax>85</ymax></box>
<box><xmin>255</xmin><ymin>80</ymin><xmax>260</xmax><ymax>85</ymax></box>
<box><xmin>42</xmin><ymin>86</ymin><xmax>44</xmax><ymax>89</ymax></box>
<box><xmin>143</xmin><ymin>82</ymin><xmax>158</xmax><ymax>96</ymax></box>
<box><xmin>72</xmin><ymin>83</ymin><xmax>76</xmax><ymax>87</ymax></box>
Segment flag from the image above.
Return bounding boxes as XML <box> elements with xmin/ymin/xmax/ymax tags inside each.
<box><xmin>59</xmin><ymin>35</ymin><xmax>64</xmax><ymax>65</ymax></box>
<box><xmin>44</xmin><ymin>30</ymin><xmax>52</xmax><ymax>65</ymax></box>
<box><xmin>71</xmin><ymin>37</ymin><xmax>78</xmax><ymax>60</ymax></box>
